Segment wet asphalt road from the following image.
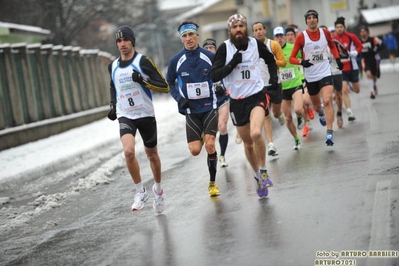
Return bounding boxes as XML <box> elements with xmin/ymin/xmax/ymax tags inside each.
<box><xmin>1</xmin><ymin>73</ymin><xmax>399</xmax><ymax>266</ymax></box>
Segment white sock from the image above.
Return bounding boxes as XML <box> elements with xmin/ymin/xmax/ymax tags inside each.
<box><xmin>368</xmin><ymin>79</ymin><xmax>374</xmax><ymax>93</ymax></box>
<box><xmin>135</xmin><ymin>182</ymin><xmax>144</xmax><ymax>193</ymax></box>
<box><xmin>347</xmin><ymin>108</ymin><xmax>352</xmax><ymax>114</ymax></box>
<box><xmin>154</xmin><ymin>182</ymin><xmax>162</xmax><ymax>194</ymax></box>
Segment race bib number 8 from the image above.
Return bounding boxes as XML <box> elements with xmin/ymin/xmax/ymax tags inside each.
<box><xmin>120</xmin><ymin>89</ymin><xmax>144</xmax><ymax>111</ymax></box>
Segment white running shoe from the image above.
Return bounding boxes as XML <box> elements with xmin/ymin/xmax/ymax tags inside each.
<box><xmin>152</xmin><ymin>185</ymin><xmax>164</xmax><ymax>214</ymax></box>
<box><xmin>131</xmin><ymin>188</ymin><xmax>149</xmax><ymax>211</ymax></box>
<box><xmin>293</xmin><ymin>139</ymin><xmax>301</xmax><ymax>150</ymax></box>
<box><xmin>347</xmin><ymin>111</ymin><xmax>356</xmax><ymax>122</ymax></box>
<box><xmin>219</xmin><ymin>155</ymin><xmax>228</xmax><ymax>168</ymax></box>
<box><xmin>267</xmin><ymin>142</ymin><xmax>278</xmax><ymax>156</ymax></box>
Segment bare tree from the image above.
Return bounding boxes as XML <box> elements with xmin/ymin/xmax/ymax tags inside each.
<box><xmin>0</xmin><ymin>0</ymin><xmax>181</xmax><ymax>66</ymax></box>
<box><xmin>1</xmin><ymin>0</ymin><xmax>155</xmax><ymax>46</ymax></box>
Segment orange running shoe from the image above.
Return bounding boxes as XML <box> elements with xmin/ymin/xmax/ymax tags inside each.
<box><xmin>307</xmin><ymin>107</ymin><xmax>315</xmax><ymax>120</ymax></box>
<box><xmin>302</xmin><ymin>125</ymin><xmax>309</xmax><ymax>137</ymax></box>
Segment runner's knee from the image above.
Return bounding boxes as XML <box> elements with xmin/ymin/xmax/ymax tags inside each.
<box><xmin>124</xmin><ymin>147</ymin><xmax>135</xmax><ymax>160</ymax></box>
<box><xmin>146</xmin><ymin>152</ymin><xmax>159</xmax><ymax>162</ymax></box>
<box><xmin>250</xmin><ymin>129</ymin><xmax>262</xmax><ymax>141</ymax></box>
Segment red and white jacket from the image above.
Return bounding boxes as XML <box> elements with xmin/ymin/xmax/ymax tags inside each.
<box><xmin>333</xmin><ymin>32</ymin><xmax>363</xmax><ymax>71</ymax></box>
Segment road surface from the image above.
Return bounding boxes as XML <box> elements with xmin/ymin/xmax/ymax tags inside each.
<box><xmin>1</xmin><ymin>72</ymin><xmax>398</xmax><ymax>266</ymax></box>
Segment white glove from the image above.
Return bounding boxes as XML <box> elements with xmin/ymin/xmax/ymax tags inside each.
<box><xmin>349</xmin><ymin>50</ymin><xmax>358</xmax><ymax>57</ymax></box>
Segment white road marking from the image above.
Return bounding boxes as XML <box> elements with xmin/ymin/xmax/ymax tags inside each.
<box><xmin>367</xmin><ymin>180</ymin><xmax>392</xmax><ymax>266</ymax></box>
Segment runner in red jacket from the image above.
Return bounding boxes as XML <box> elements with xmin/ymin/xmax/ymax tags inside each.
<box><xmin>333</xmin><ymin>17</ymin><xmax>363</xmax><ymax>122</ymax></box>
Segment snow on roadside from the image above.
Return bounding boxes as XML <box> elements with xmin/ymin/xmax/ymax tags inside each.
<box><xmin>0</xmin><ymin>94</ymin><xmax>182</xmax><ymax>233</ymax></box>
<box><xmin>0</xmin><ymin>153</ymin><xmax>125</xmax><ymax>233</ymax></box>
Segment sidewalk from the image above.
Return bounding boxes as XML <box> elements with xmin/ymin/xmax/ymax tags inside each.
<box><xmin>379</xmin><ymin>58</ymin><xmax>399</xmax><ymax>73</ymax></box>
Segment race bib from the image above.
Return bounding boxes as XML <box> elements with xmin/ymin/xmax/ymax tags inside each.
<box><xmin>119</xmin><ymin>87</ymin><xmax>145</xmax><ymax>112</ymax></box>
<box><xmin>280</xmin><ymin>68</ymin><xmax>295</xmax><ymax>81</ymax></box>
<box><xmin>186</xmin><ymin>81</ymin><xmax>210</xmax><ymax>99</ymax></box>
<box><xmin>309</xmin><ymin>50</ymin><xmax>328</xmax><ymax>63</ymax></box>
<box><xmin>231</xmin><ymin>64</ymin><xmax>257</xmax><ymax>83</ymax></box>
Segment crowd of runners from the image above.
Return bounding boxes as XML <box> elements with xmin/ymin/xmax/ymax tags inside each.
<box><xmin>107</xmin><ymin>9</ymin><xmax>393</xmax><ymax>212</ymax></box>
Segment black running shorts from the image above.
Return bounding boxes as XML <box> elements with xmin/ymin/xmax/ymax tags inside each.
<box><xmin>306</xmin><ymin>75</ymin><xmax>334</xmax><ymax>96</ymax></box>
<box><xmin>332</xmin><ymin>74</ymin><xmax>343</xmax><ymax>92</ymax></box>
<box><xmin>186</xmin><ymin>109</ymin><xmax>218</xmax><ymax>143</ymax></box>
<box><xmin>282</xmin><ymin>85</ymin><xmax>304</xmax><ymax>101</ymax></box>
<box><xmin>264</xmin><ymin>83</ymin><xmax>283</xmax><ymax>104</ymax></box>
<box><xmin>229</xmin><ymin>90</ymin><xmax>269</xmax><ymax>126</ymax></box>
<box><xmin>118</xmin><ymin>116</ymin><xmax>158</xmax><ymax>148</ymax></box>
<box><xmin>364</xmin><ymin>59</ymin><xmax>380</xmax><ymax>78</ymax></box>
<box><xmin>342</xmin><ymin>70</ymin><xmax>360</xmax><ymax>83</ymax></box>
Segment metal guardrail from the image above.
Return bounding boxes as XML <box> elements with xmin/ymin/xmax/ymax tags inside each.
<box><xmin>0</xmin><ymin>42</ymin><xmax>115</xmax><ymax>150</ymax></box>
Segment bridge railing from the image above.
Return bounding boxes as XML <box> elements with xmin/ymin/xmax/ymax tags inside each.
<box><xmin>0</xmin><ymin>43</ymin><xmax>115</xmax><ymax>150</ymax></box>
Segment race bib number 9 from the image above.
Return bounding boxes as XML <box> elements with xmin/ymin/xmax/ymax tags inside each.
<box><xmin>186</xmin><ymin>81</ymin><xmax>210</xmax><ymax>99</ymax></box>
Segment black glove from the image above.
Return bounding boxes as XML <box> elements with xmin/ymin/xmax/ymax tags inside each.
<box><xmin>178</xmin><ymin>98</ymin><xmax>190</xmax><ymax>109</ymax></box>
<box><xmin>300</xmin><ymin>59</ymin><xmax>313</xmax><ymax>68</ymax></box>
<box><xmin>107</xmin><ymin>103</ymin><xmax>117</xmax><ymax>121</ymax></box>
<box><xmin>214</xmin><ymin>84</ymin><xmax>225</xmax><ymax>96</ymax></box>
<box><xmin>228</xmin><ymin>50</ymin><xmax>242</xmax><ymax>68</ymax></box>
<box><xmin>132</xmin><ymin>70</ymin><xmax>145</xmax><ymax>84</ymax></box>
<box><xmin>336</xmin><ymin>58</ymin><xmax>343</xmax><ymax>70</ymax></box>
<box><xmin>268</xmin><ymin>83</ymin><xmax>279</xmax><ymax>91</ymax></box>
<box><xmin>263</xmin><ymin>83</ymin><xmax>278</xmax><ymax>93</ymax></box>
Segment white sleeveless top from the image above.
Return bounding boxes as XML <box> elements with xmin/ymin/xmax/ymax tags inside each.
<box><xmin>223</xmin><ymin>37</ymin><xmax>264</xmax><ymax>99</ymax></box>
<box><xmin>259</xmin><ymin>39</ymin><xmax>281</xmax><ymax>86</ymax></box>
<box><xmin>302</xmin><ymin>29</ymin><xmax>331</xmax><ymax>82</ymax></box>
<box><xmin>111</xmin><ymin>53</ymin><xmax>155</xmax><ymax>120</ymax></box>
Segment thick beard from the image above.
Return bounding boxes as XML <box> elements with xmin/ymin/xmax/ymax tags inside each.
<box><xmin>230</xmin><ymin>31</ymin><xmax>249</xmax><ymax>50</ymax></box>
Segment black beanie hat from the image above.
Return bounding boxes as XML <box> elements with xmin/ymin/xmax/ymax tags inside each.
<box><xmin>335</xmin><ymin>17</ymin><xmax>346</xmax><ymax>28</ymax></box>
<box><xmin>285</xmin><ymin>27</ymin><xmax>296</xmax><ymax>35</ymax></box>
<box><xmin>203</xmin><ymin>38</ymin><xmax>217</xmax><ymax>48</ymax></box>
<box><xmin>115</xmin><ymin>25</ymin><xmax>136</xmax><ymax>46</ymax></box>
<box><xmin>360</xmin><ymin>25</ymin><xmax>369</xmax><ymax>33</ymax></box>
<box><xmin>304</xmin><ymin>9</ymin><xmax>318</xmax><ymax>22</ymax></box>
